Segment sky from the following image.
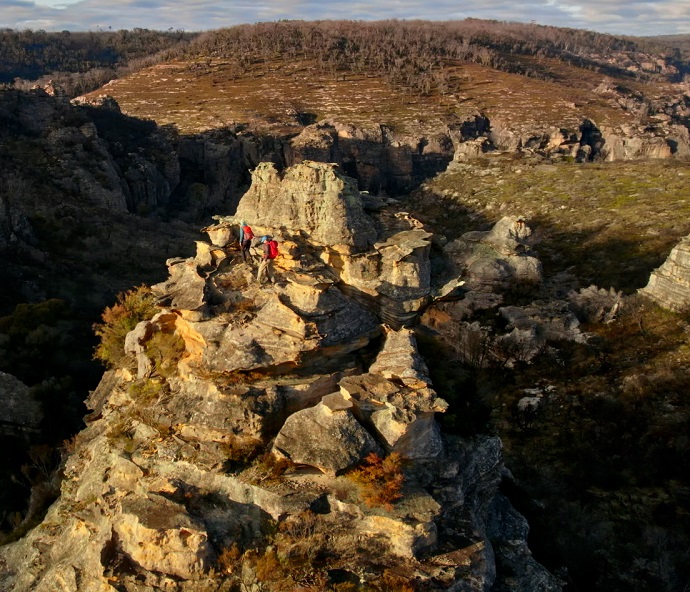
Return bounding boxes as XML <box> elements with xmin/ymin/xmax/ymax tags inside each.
<box><xmin>1</xmin><ymin>0</ymin><xmax>689</xmax><ymax>37</ymax></box>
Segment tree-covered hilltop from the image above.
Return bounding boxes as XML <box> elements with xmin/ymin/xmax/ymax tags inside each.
<box><xmin>3</xmin><ymin>20</ymin><xmax>690</xmax><ymax>99</ymax></box>
<box><xmin>0</xmin><ymin>28</ymin><xmax>196</xmax><ymax>95</ymax></box>
<box><xmin>178</xmin><ymin>19</ymin><xmax>690</xmax><ymax>93</ymax></box>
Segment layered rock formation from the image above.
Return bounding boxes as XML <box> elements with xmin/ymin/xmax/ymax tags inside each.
<box><xmin>285</xmin><ymin>119</ymin><xmax>456</xmax><ymax>195</ymax></box>
<box><xmin>0</xmin><ymin>162</ymin><xmax>561</xmax><ymax>592</ymax></box>
<box><xmin>172</xmin><ymin>106</ymin><xmax>690</xmax><ymax>223</ymax></box>
<box><xmin>215</xmin><ymin>160</ymin><xmax>443</xmax><ymax>326</ymax></box>
<box><xmin>454</xmin><ymin>116</ymin><xmax>690</xmax><ymax>164</ymax></box>
<box><xmin>234</xmin><ymin>161</ymin><xmax>377</xmax><ymax>252</ymax></box>
<box><xmin>640</xmin><ymin>233</ymin><xmax>690</xmax><ymax>311</ymax></box>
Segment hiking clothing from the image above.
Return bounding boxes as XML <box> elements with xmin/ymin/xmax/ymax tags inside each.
<box><xmin>240</xmin><ymin>224</ymin><xmax>254</xmax><ymax>261</ymax></box>
<box><xmin>257</xmin><ymin>258</ymin><xmax>274</xmax><ymax>283</ymax></box>
<box><xmin>239</xmin><ymin>224</ymin><xmax>254</xmax><ymax>243</ymax></box>
<box><xmin>257</xmin><ymin>239</ymin><xmax>278</xmax><ymax>283</ymax></box>
<box><xmin>263</xmin><ymin>239</ymin><xmax>278</xmax><ymax>259</ymax></box>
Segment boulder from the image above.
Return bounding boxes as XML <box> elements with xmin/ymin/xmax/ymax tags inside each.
<box><xmin>640</xmin><ymin>233</ymin><xmax>690</xmax><ymax>311</ymax></box>
<box><xmin>600</xmin><ymin>130</ymin><xmax>672</xmax><ymax>161</ymax></box>
<box><xmin>202</xmin><ymin>223</ymin><xmax>235</xmax><ymax>247</ymax></box>
<box><xmin>444</xmin><ymin>216</ymin><xmax>542</xmax><ymax>292</ymax></box>
<box><xmin>114</xmin><ymin>494</ymin><xmax>213</xmax><ymax>580</ymax></box>
<box><xmin>339</xmin><ymin>328</ymin><xmax>448</xmax><ymax>458</ymax></box>
<box><xmin>368</xmin><ymin>327</ymin><xmax>431</xmax><ymax>388</ymax></box>
<box><xmin>151</xmin><ymin>257</ymin><xmax>207</xmax><ymax>313</ymax></box>
<box><xmin>273</xmin><ymin>401</ymin><xmax>382</xmax><ymax>475</ymax></box>
<box><xmin>123</xmin><ymin>320</ymin><xmax>154</xmax><ymax>379</ymax></box>
<box><xmin>453</xmin><ymin>138</ymin><xmax>489</xmax><ymax>161</ymax></box>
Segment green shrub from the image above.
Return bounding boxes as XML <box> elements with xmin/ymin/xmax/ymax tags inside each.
<box><xmin>145</xmin><ymin>330</ymin><xmax>185</xmax><ymax>378</ymax></box>
<box><xmin>127</xmin><ymin>377</ymin><xmax>165</xmax><ymax>404</ymax></box>
<box><xmin>93</xmin><ymin>285</ymin><xmax>158</xmax><ymax>368</ymax></box>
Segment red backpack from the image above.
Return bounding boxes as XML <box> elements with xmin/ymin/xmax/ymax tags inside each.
<box><xmin>266</xmin><ymin>239</ymin><xmax>279</xmax><ymax>259</ymax></box>
<box><xmin>242</xmin><ymin>225</ymin><xmax>254</xmax><ymax>240</ymax></box>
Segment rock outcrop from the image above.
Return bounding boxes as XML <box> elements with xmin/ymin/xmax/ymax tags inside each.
<box><xmin>419</xmin><ymin>216</ymin><xmax>611</xmax><ymax>368</ymax></box>
<box><xmin>214</xmin><ymin>161</ymin><xmax>442</xmax><ymax>326</ymax></box>
<box><xmin>0</xmin><ymin>161</ymin><xmax>560</xmax><ymax>592</ymax></box>
<box><xmin>453</xmin><ymin>115</ymin><xmax>690</xmax><ymax>163</ymax></box>
<box><xmin>0</xmin><ymin>86</ymin><xmax>200</xmax><ymax>311</ymax></box>
<box><xmin>640</xmin><ymin>233</ymin><xmax>690</xmax><ymax>311</ymax></box>
<box><xmin>442</xmin><ymin>216</ymin><xmax>542</xmax><ymax>293</ymax></box>
<box><xmin>285</xmin><ymin>119</ymin><xmax>456</xmax><ymax>195</ymax></box>
<box><xmin>0</xmin><ymin>371</ymin><xmax>41</xmax><ymax>434</ymax></box>
<box><xmin>0</xmin><ymin>88</ymin><xmax>179</xmax><ymax>215</ymax></box>
<box><xmin>234</xmin><ymin>160</ymin><xmax>377</xmax><ymax>252</ymax></box>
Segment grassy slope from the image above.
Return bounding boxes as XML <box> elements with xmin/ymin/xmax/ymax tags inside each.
<box><xmin>410</xmin><ymin>157</ymin><xmax>690</xmax><ymax>293</ymax></box>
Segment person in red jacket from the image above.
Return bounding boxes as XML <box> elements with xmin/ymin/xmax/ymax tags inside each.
<box><xmin>239</xmin><ymin>221</ymin><xmax>254</xmax><ymax>262</ymax></box>
<box><xmin>257</xmin><ymin>235</ymin><xmax>279</xmax><ymax>284</ymax></box>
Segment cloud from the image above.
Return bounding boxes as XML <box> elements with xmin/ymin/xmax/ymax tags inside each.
<box><xmin>0</xmin><ymin>0</ymin><xmax>688</xmax><ymax>36</ymax></box>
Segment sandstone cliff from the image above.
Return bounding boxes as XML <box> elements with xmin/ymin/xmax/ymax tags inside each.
<box><xmin>0</xmin><ymin>87</ymin><xmax>202</xmax><ymax>311</ymax></box>
<box><xmin>640</xmin><ymin>232</ymin><xmax>690</xmax><ymax>311</ymax></box>
<box><xmin>0</xmin><ymin>162</ymin><xmax>562</xmax><ymax>592</ymax></box>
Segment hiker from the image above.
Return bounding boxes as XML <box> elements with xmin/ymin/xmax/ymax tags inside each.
<box><xmin>257</xmin><ymin>235</ymin><xmax>279</xmax><ymax>284</ymax></box>
<box><xmin>239</xmin><ymin>221</ymin><xmax>254</xmax><ymax>262</ymax></box>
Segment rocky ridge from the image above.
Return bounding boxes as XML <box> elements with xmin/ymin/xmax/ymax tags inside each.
<box><xmin>0</xmin><ymin>162</ymin><xmax>564</xmax><ymax>591</ymax></box>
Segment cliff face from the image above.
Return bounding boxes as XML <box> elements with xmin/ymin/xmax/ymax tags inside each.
<box><xmin>1</xmin><ymin>89</ymin><xmax>179</xmax><ymax>218</ymax></box>
<box><xmin>0</xmin><ymin>87</ymin><xmax>200</xmax><ymax>312</ymax></box>
<box><xmin>174</xmin><ymin>111</ymin><xmax>690</xmax><ymax>221</ymax></box>
<box><xmin>0</xmin><ymin>162</ymin><xmax>562</xmax><ymax>592</ymax></box>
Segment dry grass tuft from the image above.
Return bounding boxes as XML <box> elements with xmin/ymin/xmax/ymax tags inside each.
<box><xmin>347</xmin><ymin>452</ymin><xmax>407</xmax><ymax>511</ymax></box>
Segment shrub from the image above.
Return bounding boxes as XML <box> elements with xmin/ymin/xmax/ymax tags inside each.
<box><xmin>127</xmin><ymin>377</ymin><xmax>165</xmax><ymax>404</ymax></box>
<box><xmin>370</xmin><ymin>570</ymin><xmax>417</xmax><ymax>592</ymax></box>
<box><xmin>347</xmin><ymin>452</ymin><xmax>406</xmax><ymax>511</ymax></box>
<box><xmin>145</xmin><ymin>330</ymin><xmax>185</xmax><ymax>378</ymax></box>
<box><xmin>222</xmin><ymin>435</ymin><xmax>263</xmax><ymax>472</ymax></box>
<box><xmin>0</xmin><ymin>299</ymin><xmax>72</xmax><ymax>383</ymax></box>
<box><xmin>93</xmin><ymin>285</ymin><xmax>158</xmax><ymax>368</ymax></box>
<box><xmin>216</xmin><ymin>543</ymin><xmax>242</xmax><ymax>575</ymax></box>
<box><xmin>244</xmin><ymin>451</ymin><xmax>292</xmax><ymax>485</ymax></box>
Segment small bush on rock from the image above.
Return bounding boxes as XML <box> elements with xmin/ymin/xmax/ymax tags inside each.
<box><xmin>93</xmin><ymin>285</ymin><xmax>158</xmax><ymax>368</ymax></box>
<box><xmin>145</xmin><ymin>330</ymin><xmax>185</xmax><ymax>378</ymax></box>
<box><xmin>127</xmin><ymin>377</ymin><xmax>165</xmax><ymax>404</ymax></box>
<box><xmin>222</xmin><ymin>435</ymin><xmax>263</xmax><ymax>472</ymax></box>
<box><xmin>347</xmin><ymin>452</ymin><xmax>406</xmax><ymax>510</ymax></box>
<box><xmin>216</xmin><ymin>543</ymin><xmax>242</xmax><ymax>575</ymax></box>
<box><xmin>244</xmin><ymin>451</ymin><xmax>292</xmax><ymax>485</ymax></box>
